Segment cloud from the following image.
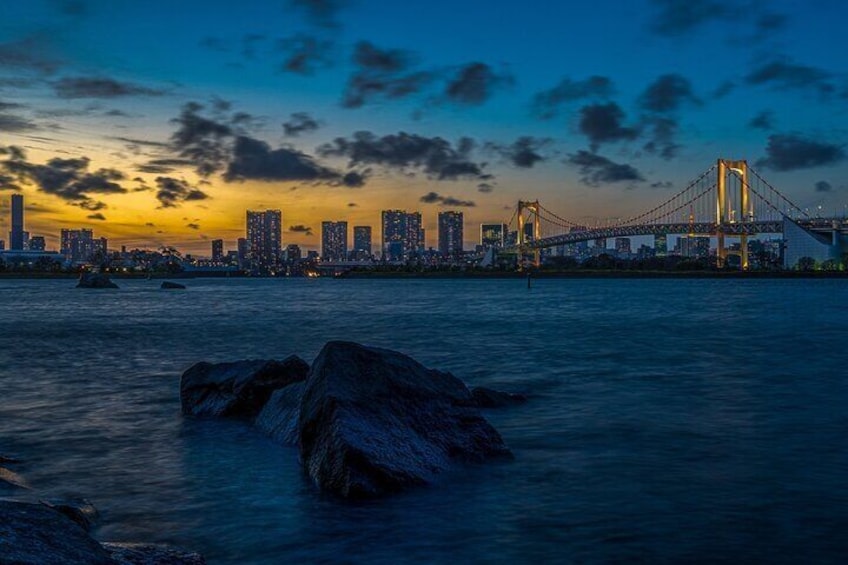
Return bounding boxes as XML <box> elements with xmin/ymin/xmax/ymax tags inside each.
<box><xmin>169</xmin><ymin>102</ymin><xmax>235</xmax><ymax>176</ymax></box>
<box><xmin>354</xmin><ymin>41</ymin><xmax>412</xmax><ymax>73</ymax></box>
<box><xmin>287</xmin><ymin>0</ymin><xmax>345</xmax><ymax>28</ymax></box>
<box><xmin>0</xmin><ymin>173</ymin><xmax>20</xmax><ymax>190</ymax></box>
<box><xmin>87</xmin><ymin>212</ymin><xmax>106</xmax><ymax>221</ymax></box>
<box><xmin>288</xmin><ymin>224</ymin><xmax>313</xmax><ymax>236</ymax></box>
<box><xmin>276</xmin><ymin>34</ymin><xmax>334</xmax><ymax>75</ymax></box>
<box><xmin>712</xmin><ymin>80</ymin><xmax>735</xmax><ymax>99</ymax></box>
<box><xmin>639</xmin><ymin>74</ymin><xmax>700</xmax><ymax>113</ymax></box>
<box><xmin>488</xmin><ymin>136</ymin><xmax>549</xmax><ymax>168</ymax></box>
<box><xmin>566</xmin><ymin>150</ymin><xmax>644</xmax><ymax>186</ymax></box>
<box><xmin>347</xmin><ymin>202</ymin><xmax>357</xmax><ymax>207</ymax></box>
<box><xmin>650</xmin><ymin>181</ymin><xmax>674</xmax><ymax>189</ymax></box>
<box><xmin>815</xmin><ymin>180</ymin><xmax>832</xmax><ymax>192</ymax></box>
<box><xmin>1</xmin><ymin>147</ymin><xmax>127</xmax><ymax>206</ymax></box>
<box><xmin>282</xmin><ymin>112</ymin><xmax>320</xmax><ymax>136</ymax></box>
<box><xmin>749</xmin><ymin>110</ymin><xmax>774</xmax><ymax>130</ymax></box>
<box><xmin>342</xmin><ymin>41</ymin><xmax>434</xmax><ymax>108</ymax></box>
<box><xmin>241</xmin><ymin>34</ymin><xmax>266</xmax><ymax>60</ymax></box>
<box><xmin>318</xmin><ymin>131</ymin><xmax>490</xmax><ymax>181</ymax></box>
<box><xmin>0</xmin><ymin>35</ymin><xmax>62</xmax><ymax>74</ymax></box>
<box><xmin>419</xmin><ymin>192</ymin><xmax>475</xmax><ymax>207</ymax></box>
<box><xmin>78</xmin><ymin>199</ymin><xmax>106</xmax><ymax>210</ymax></box>
<box><xmin>224</xmin><ymin>135</ymin><xmax>340</xmax><ymax>183</ymax></box>
<box><xmin>756</xmin><ymin>134</ymin><xmax>846</xmax><ymax>171</ymax></box>
<box><xmin>53</xmin><ymin>77</ymin><xmax>165</xmax><ymax>98</ymax></box>
<box><xmin>443</xmin><ymin>62</ymin><xmax>513</xmax><ymax>106</ymax></box>
<box><xmin>199</xmin><ymin>36</ymin><xmax>230</xmax><ymax>53</ymax></box>
<box><xmin>136</xmin><ymin>158</ymin><xmax>195</xmax><ymax>174</ymax></box>
<box><xmin>154</xmin><ymin>176</ymin><xmax>209</xmax><ymax>208</ymax></box>
<box><xmin>0</xmin><ymin>113</ymin><xmax>38</xmax><ymax>132</ymax></box>
<box><xmin>578</xmin><ymin>102</ymin><xmax>639</xmax><ymax>149</ymax></box>
<box><xmin>642</xmin><ymin>116</ymin><xmax>680</xmax><ymax>160</ymax></box>
<box><xmin>340</xmin><ymin>170</ymin><xmax>368</xmax><ymax>187</ymax></box>
<box><xmin>477</xmin><ymin>182</ymin><xmax>493</xmax><ymax>193</ymax></box>
<box><xmin>532</xmin><ymin>76</ymin><xmax>614</xmax><ymax>119</ymax></box>
<box><xmin>745</xmin><ymin>59</ymin><xmax>834</xmax><ymax>95</ymax></box>
<box><xmin>0</xmin><ymin>100</ymin><xmax>25</xmax><ymax>110</ymax></box>
<box><xmin>648</xmin><ymin>0</ymin><xmax>729</xmax><ymax>36</ymax></box>
<box><xmin>186</xmin><ymin>223</ymin><xmax>200</xmax><ymax>230</ymax></box>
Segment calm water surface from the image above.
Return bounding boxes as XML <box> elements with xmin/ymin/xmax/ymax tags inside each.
<box><xmin>1</xmin><ymin>278</ymin><xmax>847</xmax><ymax>563</ymax></box>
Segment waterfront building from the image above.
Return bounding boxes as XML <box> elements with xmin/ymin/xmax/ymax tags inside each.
<box><xmin>284</xmin><ymin>244</ymin><xmax>302</xmax><ymax>262</ymax></box>
<box><xmin>29</xmin><ymin>236</ymin><xmax>45</xmax><ymax>252</ymax></box>
<box><xmin>60</xmin><ymin>229</ymin><xmax>106</xmax><ymax>264</ymax></box>
<box><xmin>438</xmin><ymin>211</ymin><xmax>464</xmax><ymax>258</ymax></box>
<box><xmin>321</xmin><ymin>221</ymin><xmax>348</xmax><ymax>261</ymax></box>
<box><xmin>246</xmin><ymin>209</ymin><xmax>282</xmax><ymax>274</ymax></box>
<box><xmin>480</xmin><ymin>223</ymin><xmax>507</xmax><ymax>249</ymax></box>
<box><xmin>615</xmin><ymin>237</ymin><xmax>632</xmax><ymax>257</ymax></box>
<box><xmin>655</xmin><ymin>234</ymin><xmax>668</xmax><ymax>257</ymax></box>
<box><xmin>353</xmin><ymin>226</ymin><xmax>372</xmax><ymax>260</ymax></box>
<box><xmin>381</xmin><ymin>210</ymin><xmax>423</xmax><ymax>261</ymax></box>
<box><xmin>9</xmin><ymin>193</ymin><xmax>24</xmax><ymax>251</ymax></box>
<box><xmin>211</xmin><ymin>239</ymin><xmax>224</xmax><ymax>263</ymax></box>
<box><xmin>676</xmin><ymin>236</ymin><xmax>710</xmax><ymax>258</ymax></box>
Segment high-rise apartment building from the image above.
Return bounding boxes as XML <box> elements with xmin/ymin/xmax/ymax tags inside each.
<box><xmin>9</xmin><ymin>194</ymin><xmax>24</xmax><ymax>250</ymax></box>
<box><xmin>321</xmin><ymin>221</ymin><xmax>348</xmax><ymax>261</ymax></box>
<box><xmin>61</xmin><ymin>229</ymin><xmax>106</xmax><ymax>264</ymax></box>
<box><xmin>29</xmin><ymin>236</ymin><xmax>45</xmax><ymax>252</ymax></box>
<box><xmin>211</xmin><ymin>239</ymin><xmax>224</xmax><ymax>263</ymax></box>
<box><xmin>480</xmin><ymin>223</ymin><xmax>507</xmax><ymax>249</ymax></box>
<box><xmin>615</xmin><ymin>237</ymin><xmax>632</xmax><ymax>256</ymax></box>
<box><xmin>438</xmin><ymin>211</ymin><xmax>463</xmax><ymax>258</ymax></box>
<box><xmin>654</xmin><ymin>234</ymin><xmax>668</xmax><ymax>257</ymax></box>
<box><xmin>352</xmin><ymin>226</ymin><xmax>372</xmax><ymax>259</ymax></box>
<box><xmin>381</xmin><ymin>210</ymin><xmax>423</xmax><ymax>261</ymax></box>
<box><xmin>246</xmin><ymin>209</ymin><xmax>282</xmax><ymax>274</ymax></box>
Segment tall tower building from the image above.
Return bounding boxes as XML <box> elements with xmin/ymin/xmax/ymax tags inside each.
<box><xmin>211</xmin><ymin>239</ymin><xmax>224</xmax><ymax>263</ymax></box>
<box><xmin>9</xmin><ymin>193</ymin><xmax>24</xmax><ymax>251</ymax></box>
<box><xmin>381</xmin><ymin>210</ymin><xmax>424</xmax><ymax>261</ymax></box>
<box><xmin>321</xmin><ymin>221</ymin><xmax>348</xmax><ymax>261</ymax></box>
<box><xmin>438</xmin><ymin>211</ymin><xmax>464</xmax><ymax>258</ymax></box>
<box><xmin>353</xmin><ymin>226</ymin><xmax>372</xmax><ymax>259</ymax></box>
<box><xmin>246</xmin><ymin>209</ymin><xmax>282</xmax><ymax>274</ymax></box>
<box><xmin>405</xmin><ymin>211</ymin><xmax>423</xmax><ymax>257</ymax></box>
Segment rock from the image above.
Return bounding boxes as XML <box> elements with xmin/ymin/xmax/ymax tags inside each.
<box><xmin>102</xmin><ymin>542</ymin><xmax>206</xmax><ymax>565</ymax></box>
<box><xmin>77</xmin><ymin>272</ymin><xmax>119</xmax><ymax>289</ymax></box>
<box><xmin>0</xmin><ymin>464</ymin><xmax>31</xmax><ymax>490</ymax></box>
<box><xmin>254</xmin><ymin>382</ymin><xmax>304</xmax><ymax>446</ymax></box>
<box><xmin>40</xmin><ymin>498</ymin><xmax>100</xmax><ymax>532</ymax></box>
<box><xmin>160</xmin><ymin>281</ymin><xmax>186</xmax><ymax>290</ymax></box>
<box><xmin>0</xmin><ymin>499</ymin><xmax>114</xmax><ymax>565</ymax></box>
<box><xmin>180</xmin><ymin>356</ymin><xmax>310</xmax><ymax>418</ymax></box>
<box><xmin>470</xmin><ymin>386</ymin><xmax>528</xmax><ymax>408</ymax></box>
<box><xmin>299</xmin><ymin>341</ymin><xmax>512</xmax><ymax>498</ymax></box>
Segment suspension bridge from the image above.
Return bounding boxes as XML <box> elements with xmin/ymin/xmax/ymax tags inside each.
<box><xmin>505</xmin><ymin>158</ymin><xmax>845</xmax><ymax>269</ymax></box>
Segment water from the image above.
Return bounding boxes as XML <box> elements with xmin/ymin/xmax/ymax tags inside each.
<box><xmin>1</xmin><ymin>277</ymin><xmax>847</xmax><ymax>563</ymax></box>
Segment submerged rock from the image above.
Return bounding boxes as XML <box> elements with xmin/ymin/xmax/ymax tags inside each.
<box><xmin>180</xmin><ymin>356</ymin><xmax>310</xmax><ymax>418</ymax></box>
<box><xmin>102</xmin><ymin>542</ymin><xmax>206</xmax><ymax>565</ymax></box>
<box><xmin>0</xmin><ymin>500</ymin><xmax>114</xmax><ymax>565</ymax></box>
<box><xmin>160</xmin><ymin>281</ymin><xmax>186</xmax><ymax>290</ymax></box>
<box><xmin>299</xmin><ymin>341</ymin><xmax>512</xmax><ymax>498</ymax></box>
<box><xmin>470</xmin><ymin>386</ymin><xmax>528</xmax><ymax>408</ymax></box>
<box><xmin>254</xmin><ymin>381</ymin><xmax>304</xmax><ymax>446</ymax></box>
<box><xmin>77</xmin><ymin>272</ymin><xmax>119</xmax><ymax>289</ymax></box>
<box><xmin>40</xmin><ymin>498</ymin><xmax>100</xmax><ymax>532</ymax></box>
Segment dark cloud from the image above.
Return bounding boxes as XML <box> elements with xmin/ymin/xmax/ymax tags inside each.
<box><xmin>756</xmin><ymin>134</ymin><xmax>846</xmax><ymax>171</ymax></box>
<box><xmin>488</xmin><ymin>137</ymin><xmax>549</xmax><ymax>168</ymax></box>
<box><xmin>354</xmin><ymin>41</ymin><xmax>412</xmax><ymax>73</ymax></box>
<box><xmin>0</xmin><ymin>35</ymin><xmax>62</xmax><ymax>74</ymax></box>
<box><xmin>347</xmin><ymin>202</ymin><xmax>357</xmax><ymax>207</ymax></box>
<box><xmin>0</xmin><ymin>113</ymin><xmax>38</xmax><ymax>132</ymax></box>
<box><xmin>53</xmin><ymin>77</ymin><xmax>165</xmax><ymax>98</ymax></box>
<box><xmin>477</xmin><ymin>182</ymin><xmax>494</xmax><ymax>193</ymax></box>
<box><xmin>283</xmin><ymin>112</ymin><xmax>320</xmax><ymax>136</ymax></box>
<box><xmin>340</xmin><ymin>170</ymin><xmax>368</xmax><ymax>187</ymax></box>
<box><xmin>1</xmin><ymin>148</ymin><xmax>127</xmax><ymax>207</ymax></box>
<box><xmin>639</xmin><ymin>74</ymin><xmax>700</xmax><ymax>113</ymax></box>
<box><xmin>642</xmin><ymin>116</ymin><xmax>680</xmax><ymax>160</ymax></box>
<box><xmin>443</xmin><ymin>62</ymin><xmax>513</xmax><ymax>106</ymax></box>
<box><xmin>342</xmin><ymin>42</ymin><xmax>434</xmax><ymax>108</ymax></box>
<box><xmin>578</xmin><ymin>102</ymin><xmax>639</xmax><ymax>149</ymax></box>
<box><xmin>186</xmin><ymin>223</ymin><xmax>200</xmax><ymax>230</ymax></box>
<box><xmin>649</xmin><ymin>0</ymin><xmax>728</xmax><ymax>36</ymax></box>
<box><xmin>112</xmin><ymin>136</ymin><xmax>169</xmax><ymax>148</ymax></box>
<box><xmin>532</xmin><ymin>76</ymin><xmax>614</xmax><ymax>119</ymax></box>
<box><xmin>199</xmin><ymin>36</ymin><xmax>230</xmax><ymax>53</ymax></box>
<box><xmin>712</xmin><ymin>80</ymin><xmax>735</xmax><ymax>99</ymax></box>
<box><xmin>419</xmin><ymin>192</ymin><xmax>475</xmax><ymax>207</ymax></box>
<box><xmin>136</xmin><ymin>158</ymin><xmax>195</xmax><ymax>174</ymax></box>
<box><xmin>87</xmin><ymin>213</ymin><xmax>106</xmax><ymax>221</ymax></box>
<box><xmin>566</xmin><ymin>150</ymin><xmax>644</xmax><ymax>187</ymax></box>
<box><xmin>318</xmin><ymin>131</ymin><xmax>490</xmax><ymax>181</ymax></box>
<box><xmin>224</xmin><ymin>135</ymin><xmax>340</xmax><ymax>183</ymax></box>
<box><xmin>815</xmin><ymin>180</ymin><xmax>832</xmax><ymax>193</ymax></box>
<box><xmin>749</xmin><ymin>110</ymin><xmax>774</xmax><ymax>130</ymax></box>
<box><xmin>154</xmin><ymin>176</ymin><xmax>209</xmax><ymax>208</ymax></box>
<box><xmin>650</xmin><ymin>181</ymin><xmax>674</xmax><ymax>189</ymax></box>
<box><xmin>169</xmin><ymin>102</ymin><xmax>235</xmax><ymax>176</ymax></box>
<box><xmin>276</xmin><ymin>34</ymin><xmax>334</xmax><ymax>75</ymax></box>
<box><xmin>241</xmin><ymin>34</ymin><xmax>266</xmax><ymax>60</ymax></box>
<box><xmin>78</xmin><ymin>199</ymin><xmax>106</xmax><ymax>211</ymax></box>
<box><xmin>0</xmin><ymin>100</ymin><xmax>25</xmax><ymax>110</ymax></box>
<box><xmin>287</xmin><ymin>0</ymin><xmax>345</xmax><ymax>28</ymax></box>
<box><xmin>745</xmin><ymin>59</ymin><xmax>834</xmax><ymax>95</ymax></box>
<box><xmin>0</xmin><ymin>173</ymin><xmax>20</xmax><ymax>190</ymax></box>
<box><xmin>288</xmin><ymin>224</ymin><xmax>313</xmax><ymax>236</ymax></box>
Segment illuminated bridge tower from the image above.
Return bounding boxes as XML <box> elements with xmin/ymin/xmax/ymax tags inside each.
<box><xmin>517</xmin><ymin>200</ymin><xmax>541</xmax><ymax>267</ymax></box>
<box><xmin>716</xmin><ymin>159</ymin><xmax>752</xmax><ymax>270</ymax></box>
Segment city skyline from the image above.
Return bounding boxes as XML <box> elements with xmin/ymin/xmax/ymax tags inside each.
<box><xmin>0</xmin><ymin>1</ymin><xmax>847</xmax><ymax>254</ymax></box>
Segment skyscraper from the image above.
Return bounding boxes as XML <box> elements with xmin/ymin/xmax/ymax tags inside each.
<box><xmin>655</xmin><ymin>234</ymin><xmax>667</xmax><ymax>257</ymax></box>
<box><xmin>615</xmin><ymin>237</ymin><xmax>631</xmax><ymax>256</ymax></box>
<box><xmin>61</xmin><ymin>229</ymin><xmax>106</xmax><ymax>264</ymax></box>
<box><xmin>438</xmin><ymin>211</ymin><xmax>464</xmax><ymax>258</ymax></box>
<box><xmin>480</xmin><ymin>223</ymin><xmax>507</xmax><ymax>248</ymax></box>
<box><xmin>246</xmin><ymin>209</ymin><xmax>282</xmax><ymax>274</ymax></box>
<box><xmin>9</xmin><ymin>193</ymin><xmax>24</xmax><ymax>251</ymax></box>
<box><xmin>405</xmin><ymin>212</ymin><xmax>423</xmax><ymax>257</ymax></box>
<box><xmin>353</xmin><ymin>226</ymin><xmax>372</xmax><ymax>259</ymax></box>
<box><xmin>211</xmin><ymin>239</ymin><xmax>224</xmax><ymax>263</ymax></box>
<box><xmin>381</xmin><ymin>210</ymin><xmax>424</xmax><ymax>261</ymax></box>
<box><xmin>321</xmin><ymin>221</ymin><xmax>348</xmax><ymax>261</ymax></box>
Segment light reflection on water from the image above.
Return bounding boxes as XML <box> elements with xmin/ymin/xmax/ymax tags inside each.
<box><xmin>1</xmin><ymin>277</ymin><xmax>848</xmax><ymax>563</ymax></box>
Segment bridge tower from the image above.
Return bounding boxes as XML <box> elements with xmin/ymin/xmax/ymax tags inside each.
<box><xmin>517</xmin><ymin>200</ymin><xmax>541</xmax><ymax>267</ymax></box>
<box><xmin>716</xmin><ymin>159</ymin><xmax>752</xmax><ymax>269</ymax></box>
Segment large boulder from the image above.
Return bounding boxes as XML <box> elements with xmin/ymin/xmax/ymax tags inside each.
<box><xmin>470</xmin><ymin>386</ymin><xmax>528</xmax><ymax>408</ymax></box>
<box><xmin>102</xmin><ymin>542</ymin><xmax>206</xmax><ymax>565</ymax></box>
<box><xmin>299</xmin><ymin>341</ymin><xmax>512</xmax><ymax>498</ymax></box>
<box><xmin>0</xmin><ymin>499</ymin><xmax>114</xmax><ymax>565</ymax></box>
<box><xmin>40</xmin><ymin>498</ymin><xmax>100</xmax><ymax>532</ymax></box>
<box><xmin>180</xmin><ymin>356</ymin><xmax>309</xmax><ymax>418</ymax></box>
<box><xmin>254</xmin><ymin>382</ymin><xmax>304</xmax><ymax>446</ymax></box>
<box><xmin>160</xmin><ymin>281</ymin><xmax>186</xmax><ymax>290</ymax></box>
<box><xmin>77</xmin><ymin>272</ymin><xmax>119</xmax><ymax>289</ymax></box>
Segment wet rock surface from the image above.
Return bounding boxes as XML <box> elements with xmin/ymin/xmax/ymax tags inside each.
<box><xmin>76</xmin><ymin>272</ymin><xmax>119</xmax><ymax>289</ymax></box>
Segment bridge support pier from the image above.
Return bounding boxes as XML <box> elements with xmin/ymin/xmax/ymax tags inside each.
<box><xmin>717</xmin><ymin>159</ymin><xmax>751</xmax><ymax>270</ymax></box>
<box><xmin>517</xmin><ymin>200</ymin><xmax>541</xmax><ymax>268</ymax></box>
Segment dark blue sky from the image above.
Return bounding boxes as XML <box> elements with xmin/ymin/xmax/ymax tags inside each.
<box><xmin>0</xmin><ymin>0</ymin><xmax>845</xmax><ymax>251</ymax></box>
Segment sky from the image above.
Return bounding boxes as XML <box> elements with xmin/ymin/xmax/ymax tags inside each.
<box><xmin>0</xmin><ymin>0</ymin><xmax>846</xmax><ymax>254</ymax></box>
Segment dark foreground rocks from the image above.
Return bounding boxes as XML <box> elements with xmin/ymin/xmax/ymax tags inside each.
<box><xmin>181</xmin><ymin>341</ymin><xmax>520</xmax><ymax>498</ymax></box>
<box><xmin>0</xmin><ymin>499</ymin><xmax>206</xmax><ymax>565</ymax></box>
<box><xmin>180</xmin><ymin>356</ymin><xmax>309</xmax><ymax>418</ymax></box>
<box><xmin>77</xmin><ymin>272</ymin><xmax>119</xmax><ymax>289</ymax></box>
<box><xmin>470</xmin><ymin>386</ymin><xmax>528</xmax><ymax>408</ymax></box>
<box><xmin>160</xmin><ymin>281</ymin><xmax>186</xmax><ymax>290</ymax></box>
